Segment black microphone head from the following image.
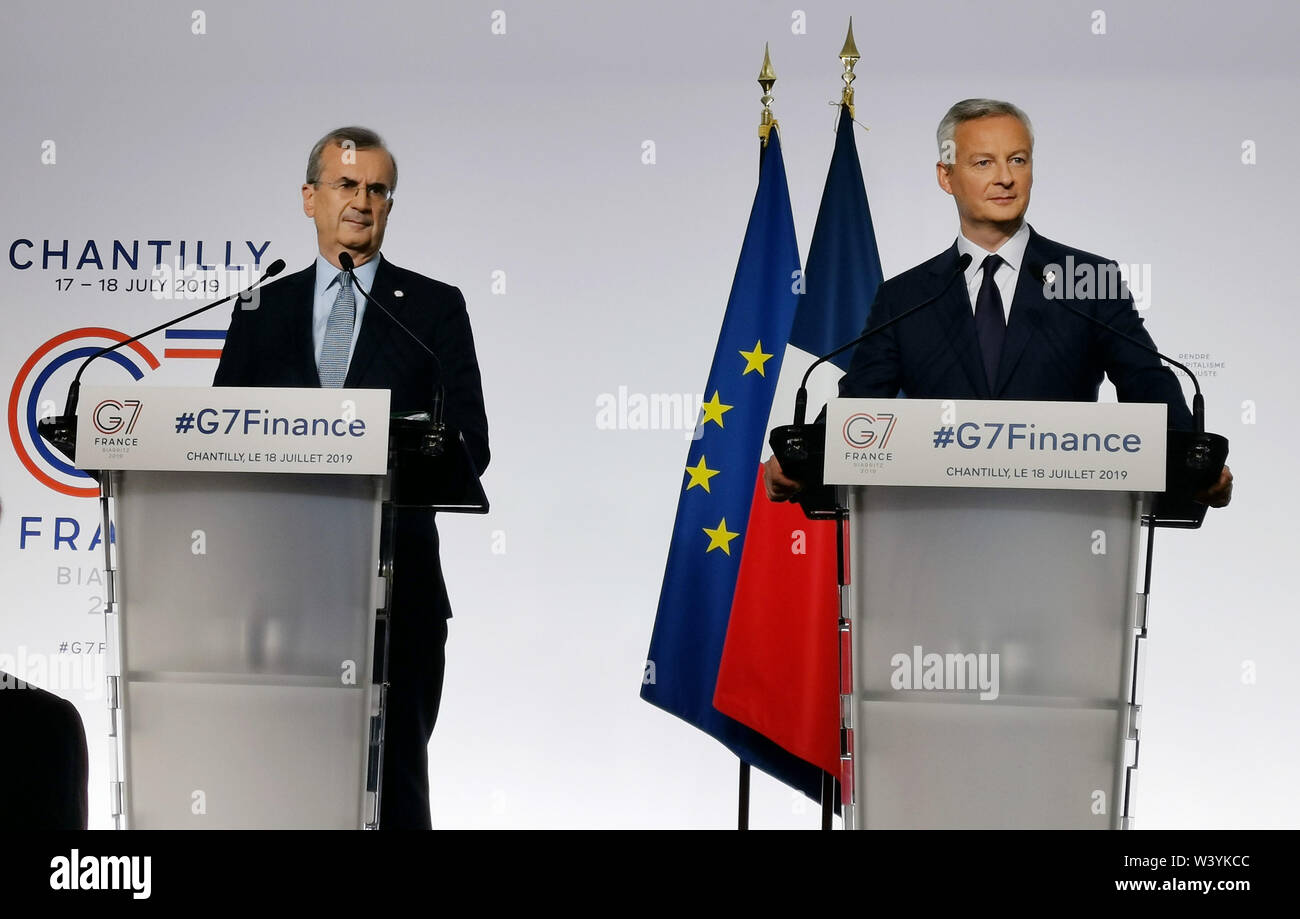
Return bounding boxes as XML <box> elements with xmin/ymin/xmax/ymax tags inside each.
<box><xmin>338</xmin><ymin>251</ymin><xmax>355</xmax><ymax>272</ymax></box>
<box><xmin>956</xmin><ymin>252</ymin><xmax>973</xmax><ymax>271</ymax></box>
<box><xmin>264</xmin><ymin>258</ymin><xmax>287</xmax><ymax>278</ymax></box>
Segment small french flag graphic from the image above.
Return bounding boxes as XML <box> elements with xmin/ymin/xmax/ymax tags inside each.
<box><xmin>164</xmin><ymin>329</ymin><xmax>226</xmax><ymax>360</ymax></box>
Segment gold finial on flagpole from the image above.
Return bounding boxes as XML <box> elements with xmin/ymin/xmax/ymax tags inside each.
<box><xmin>758</xmin><ymin>43</ymin><xmax>778</xmax><ymax>144</ymax></box>
<box><xmin>839</xmin><ymin>18</ymin><xmax>860</xmax><ymax>118</ymax></box>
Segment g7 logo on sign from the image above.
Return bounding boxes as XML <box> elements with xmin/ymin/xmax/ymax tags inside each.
<box><xmin>8</xmin><ymin>327</ymin><xmax>159</xmax><ymax>497</ymax></box>
<box><xmin>92</xmin><ymin>399</ymin><xmax>142</xmax><ymax>436</ymax></box>
<box><xmin>843</xmin><ymin>412</ymin><xmax>897</xmax><ymax>450</ymax></box>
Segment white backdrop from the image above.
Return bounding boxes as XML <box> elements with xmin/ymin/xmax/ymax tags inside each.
<box><xmin>1</xmin><ymin>0</ymin><xmax>1296</xmax><ymax>828</ymax></box>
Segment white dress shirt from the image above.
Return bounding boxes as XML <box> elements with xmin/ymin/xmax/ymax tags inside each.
<box><xmin>956</xmin><ymin>221</ymin><xmax>1030</xmax><ymax>319</ymax></box>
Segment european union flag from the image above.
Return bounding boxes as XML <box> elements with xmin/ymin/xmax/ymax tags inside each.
<box><xmin>640</xmin><ymin>127</ymin><xmax>825</xmax><ymax>798</ymax></box>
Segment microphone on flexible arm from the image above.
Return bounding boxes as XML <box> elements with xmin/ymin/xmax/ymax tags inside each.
<box><xmin>792</xmin><ymin>252</ymin><xmax>973</xmax><ymax>425</ymax></box>
<box><xmin>38</xmin><ymin>258</ymin><xmax>287</xmax><ymax>461</ymax></box>
<box><xmin>771</xmin><ymin>252</ymin><xmax>974</xmax><ymax>485</ymax></box>
<box><xmin>1024</xmin><ymin>261</ymin><xmax>1228</xmax><ymax>497</ymax></box>
<box><xmin>337</xmin><ymin>251</ymin><xmax>447</xmax><ymax>457</ymax></box>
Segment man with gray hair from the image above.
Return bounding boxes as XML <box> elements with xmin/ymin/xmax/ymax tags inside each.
<box><xmin>215</xmin><ymin>127</ymin><xmax>491</xmax><ymax>828</ymax></box>
<box><xmin>766</xmin><ymin>98</ymin><xmax>1232</xmax><ymax>507</ymax></box>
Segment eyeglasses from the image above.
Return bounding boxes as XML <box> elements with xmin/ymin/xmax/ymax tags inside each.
<box><xmin>316</xmin><ymin>177</ymin><xmax>394</xmax><ymax>202</ymax></box>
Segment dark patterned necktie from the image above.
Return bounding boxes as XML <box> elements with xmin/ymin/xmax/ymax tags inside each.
<box><xmin>974</xmin><ymin>254</ymin><xmax>1005</xmax><ymax>389</ymax></box>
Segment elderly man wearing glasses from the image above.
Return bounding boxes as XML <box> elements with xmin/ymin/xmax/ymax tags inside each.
<box><xmin>214</xmin><ymin>127</ymin><xmax>490</xmax><ymax>829</ymax></box>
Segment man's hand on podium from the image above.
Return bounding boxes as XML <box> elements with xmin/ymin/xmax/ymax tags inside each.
<box><xmin>763</xmin><ymin>455</ymin><xmax>803</xmax><ymax>503</ymax></box>
<box><xmin>1194</xmin><ymin>464</ymin><xmax>1233</xmax><ymax>508</ymax></box>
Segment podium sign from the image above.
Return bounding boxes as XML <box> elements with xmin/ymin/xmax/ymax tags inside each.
<box><xmin>823</xmin><ymin>399</ymin><xmax>1166</xmax><ymax>491</ymax></box>
<box><xmin>76</xmin><ymin>385</ymin><xmax>390</xmax><ymax>475</ymax></box>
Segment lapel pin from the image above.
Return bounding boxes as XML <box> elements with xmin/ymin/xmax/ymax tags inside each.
<box><xmin>394</xmin><ymin>290</ymin><xmax>404</xmax><ymax>298</ymax></box>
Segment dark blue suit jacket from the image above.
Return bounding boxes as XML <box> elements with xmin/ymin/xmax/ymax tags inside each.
<box><xmin>213</xmin><ymin>256</ymin><xmax>490</xmax><ymax>618</ymax></box>
<box><xmin>839</xmin><ymin>227</ymin><xmax>1193</xmax><ymax>431</ymax></box>
<box><xmin>0</xmin><ymin>675</ymin><xmax>89</xmax><ymax>829</ymax></box>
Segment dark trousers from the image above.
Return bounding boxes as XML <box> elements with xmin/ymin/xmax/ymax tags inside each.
<box><xmin>377</xmin><ymin>612</ymin><xmax>448</xmax><ymax>830</ymax></box>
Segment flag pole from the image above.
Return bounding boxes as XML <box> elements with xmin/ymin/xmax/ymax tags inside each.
<box><xmin>816</xmin><ymin>19</ymin><xmax>864</xmax><ymax>832</ymax></box>
<box><xmin>757</xmin><ymin>43</ymin><xmax>777</xmax><ymax>145</ymax></box>
<box><xmin>738</xmin><ymin>43</ymin><xmax>779</xmax><ymax>831</ymax></box>
<box><xmin>839</xmin><ymin>17</ymin><xmax>859</xmax><ymax>118</ymax></box>
<box><xmin>738</xmin><ymin>760</ymin><xmax>751</xmax><ymax>830</ymax></box>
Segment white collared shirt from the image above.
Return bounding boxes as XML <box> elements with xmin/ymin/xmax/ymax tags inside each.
<box><xmin>956</xmin><ymin>222</ymin><xmax>1030</xmax><ymax>319</ymax></box>
<box><xmin>312</xmin><ymin>252</ymin><xmax>381</xmax><ymax>369</ymax></box>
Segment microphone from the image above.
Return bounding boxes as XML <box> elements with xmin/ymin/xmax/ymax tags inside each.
<box><xmin>792</xmin><ymin>253</ymin><xmax>972</xmax><ymax>425</ymax></box>
<box><xmin>1025</xmin><ymin>261</ymin><xmax>1228</xmax><ymax>494</ymax></box>
<box><xmin>337</xmin><ymin>251</ymin><xmax>447</xmax><ymax>456</ymax></box>
<box><xmin>1026</xmin><ymin>262</ymin><xmax>1204</xmax><ymax>430</ymax></box>
<box><xmin>39</xmin><ymin>259</ymin><xmax>286</xmax><ymax>459</ymax></box>
<box><xmin>770</xmin><ymin>253</ymin><xmax>973</xmax><ymax>490</ymax></box>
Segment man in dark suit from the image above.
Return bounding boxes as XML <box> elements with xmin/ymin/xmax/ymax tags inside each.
<box><xmin>766</xmin><ymin>98</ymin><xmax>1232</xmax><ymax>507</ymax></box>
<box><xmin>1</xmin><ymin>499</ymin><xmax>90</xmax><ymax>830</ymax></box>
<box><xmin>0</xmin><ymin>504</ymin><xmax>91</xmax><ymax>831</ymax></box>
<box><xmin>214</xmin><ymin>127</ymin><xmax>489</xmax><ymax>828</ymax></box>
<box><xmin>0</xmin><ymin>672</ymin><xmax>90</xmax><ymax>830</ymax></box>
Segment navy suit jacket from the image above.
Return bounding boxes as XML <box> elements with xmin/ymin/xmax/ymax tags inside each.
<box><xmin>213</xmin><ymin>256</ymin><xmax>490</xmax><ymax>618</ymax></box>
<box><xmin>0</xmin><ymin>675</ymin><xmax>90</xmax><ymax>830</ymax></box>
<box><xmin>839</xmin><ymin>227</ymin><xmax>1194</xmax><ymax>431</ymax></box>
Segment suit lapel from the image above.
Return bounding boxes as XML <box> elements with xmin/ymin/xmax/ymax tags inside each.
<box><xmin>992</xmin><ymin>229</ymin><xmax>1047</xmax><ymax>396</ymax></box>
<box><xmin>281</xmin><ymin>266</ymin><xmax>320</xmax><ymax>387</ymax></box>
<box><xmin>928</xmin><ymin>243</ymin><xmax>991</xmax><ymax>398</ymax></box>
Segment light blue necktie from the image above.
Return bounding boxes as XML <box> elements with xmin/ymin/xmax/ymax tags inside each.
<box><xmin>319</xmin><ymin>271</ymin><xmax>355</xmax><ymax>387</ymax></box>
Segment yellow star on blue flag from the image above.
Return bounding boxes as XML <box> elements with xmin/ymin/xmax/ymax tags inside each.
<box><xmin>739</xmin><ymin>340</ymin><xmax>774</xmax><ymax>376</ymax></box>
<box><xmin>684</xmin><ymin>456</ymin><xmax>720</xmax><ymax>492</ymax></box>
<box><xmin>702</xmin><ymin>518</ymin><xmax>740</xmax><ymax>555</ymax></box>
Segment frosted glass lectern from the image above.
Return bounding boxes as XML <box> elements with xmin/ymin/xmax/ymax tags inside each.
<box><xmin>52</xmin><ymin>385</ymin><xmax>487</xmax><ymax>829</ymax></box>
<box><xmin>820</xmin><ymin>398</ymin><xmax>1171</xmax><ymax>829</ymax></box>
<box><xmin>101</xmin><ymin>468</ymin><xmax>385</xmax><ymax>829</ymax></box>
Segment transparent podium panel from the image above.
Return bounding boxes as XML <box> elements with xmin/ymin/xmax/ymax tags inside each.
<box><xmin>858</xmin><ymin>701</ymin><xmax>1122</xmax><ymax>829</ymax></box>
<box><xmin>126</xmin><ymin>683</ymin><xmax>370</xmax><ymax>829</ymax></box>
<box><xmin>848</xmin><ymin>486</ymin><xmax>1144</xmax><ymax>829</ymax></box>
<box><xmin>106</xmin><ymin>470</ymin><xmax>383</xmax><ymax>829</ymax></box>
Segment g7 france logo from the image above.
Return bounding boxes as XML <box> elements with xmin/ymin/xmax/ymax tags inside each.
<box><xmin>843</xmin><ymin>412</ymin><xmax>897</xmax><ymax>450</ymax></box>
<box><xmin>8</xmin><ymin>328</ymin><xmax>159</xmax><ymax>497</ymax></box>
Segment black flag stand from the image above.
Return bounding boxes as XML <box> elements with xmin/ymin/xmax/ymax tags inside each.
<box><xmin>736</xmin><ymin>765</ymin><xmax>837</xmax><ymax>829</ymax></box>
<box><xmin>738</xmin><ymin>761</ymin><xmax>750</xmax><ymax>830</ymax></box>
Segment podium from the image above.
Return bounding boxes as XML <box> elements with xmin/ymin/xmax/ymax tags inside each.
<box><xmin>817</xmin><ymin>398</ymin><xmax>1182</xmax><ymax>829</ymax></box>
<box><xmin>103</xmin><ymin>468</ymin><xmax>384</xmax><ymax>829</ymax></box>
<box><xmin>44</xmin><ymin>385</ymin><xmax>485</xmax><ymax>829</ymax></box>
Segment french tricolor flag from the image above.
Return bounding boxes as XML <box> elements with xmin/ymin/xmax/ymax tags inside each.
<box><xmin>714</xmin><ymin>103</ymin><xmax>886</xmax><ymax>784</ymax></box>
